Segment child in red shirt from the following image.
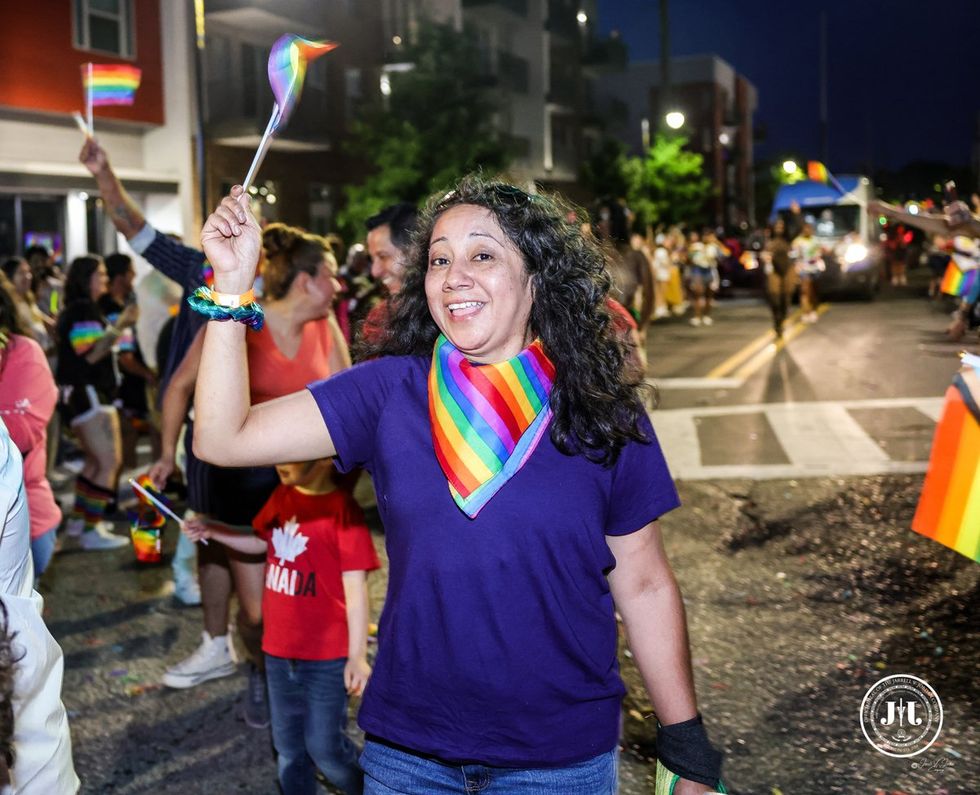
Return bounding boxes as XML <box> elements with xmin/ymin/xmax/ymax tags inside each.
<box><xmin>183</xmin><ymin>459</ymin><xmax>379</xmax><ymax>795</ymax></box>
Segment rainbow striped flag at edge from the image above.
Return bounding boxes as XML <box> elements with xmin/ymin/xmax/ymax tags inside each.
<box><xmin>912</xmin><ymin>358</ymin><xmax>980</xmax><ymax>564</ymax></box>
<box><xmin>940</xmin><ymin>261</ymin><xmax>979</xmax><ymax>298</ymax></box>
<box><xmin>82</xmin><ymin>63</ymin><xmax>142</xmax><ymax>106</ymax></box>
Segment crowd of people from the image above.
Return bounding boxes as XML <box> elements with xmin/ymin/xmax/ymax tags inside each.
<box><xmin>0</xmin><ymin>135</ymin><xmax>731</xmax><ymax>795</ymax></box>
<box><xmin>1</xmin><ymin>118</ymin><xmax>977</xmax><ymax>791</ymax></box>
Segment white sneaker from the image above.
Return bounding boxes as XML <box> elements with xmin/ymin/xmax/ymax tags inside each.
<box><xmin>79</xmin><ymin>522</ymin><xmax>128</xmax><ymax>550</ymax></box>
<box><xmin>702</xmin><ymin>316</ymin><xmax>714</xmax><ymax>326</ymax></box>
<box><xmin>689</xmin><ymin>316</ymin><xmax>702</xmax><ymax>326</ymax></box>
<box><xmin>65</xmin><ymin>516</ymin><xmax>84</xmax><ymax>538</ymax></box>
<box><xmin>162</xmin><ymin>632</ymin><xmax>237</xmax><ymax>689</ymax></box>
<box><xmin>174</xmin><ymin>578</ymin><xmax>202</xmax><ymax>607</ymax></box>
<box><xmin>654</xmin><ymin>307</ymin><xmax>671</xmax><ymax>319</ymax></box>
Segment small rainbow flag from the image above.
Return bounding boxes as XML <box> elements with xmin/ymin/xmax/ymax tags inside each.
<box><xmin>82</xmin><ymin>63</ymin><xmax>142</xmax><ymax>106</ymax></box>
<box><xmin>912</xmin><ymin>356</ymin><xmax>980</xmax><ymax>564</ymax></box>
<box><xmin>940</xmin><ymin>261</ymin><xmax>979</xmax><ymax>297</ymax></box>
<box><xmin>128</xmin><ymin>474</ymin><xmax>168</xmax><ymax>564</ymax></box>
<box><xmin>807</xmin><ymin>161</ymin><xmax>829</xmax><ymax>183</ymax></box>
<box><xmin>268</xmin><ymin>35</ymin><xmax>337</xmax><ymax>131</ymax></box>
<box><xmin>807</xmin><ymin>160</ymin><xmax>846</xmax><ymax>195</ymax></box>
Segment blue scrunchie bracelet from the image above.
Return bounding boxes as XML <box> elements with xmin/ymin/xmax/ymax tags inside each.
<box><xmin>187</xmin><ymin>286</ymin><xmax>265</xmax><ymax>330</ymax></box>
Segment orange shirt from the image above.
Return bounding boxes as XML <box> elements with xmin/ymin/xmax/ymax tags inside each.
<box><xmin>246</xmin><ymin>317</ymin><xmax>334</xmax><ymax>405</ymax></box>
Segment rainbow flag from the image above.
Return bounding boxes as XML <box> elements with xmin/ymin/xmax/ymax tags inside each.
<box><xmin>940</xmin><ymin>261</ymin><xmax>979</xmax><ymax>297</ymax></box>
<box><xmin>807</xmin><ymin>160</ymin><xmax>846</xmax><ymax>194</ymax></box>
<box><xmin>267</xmin><ymin>35</ymin><xmax>337</xmax><ymax>131</ymax></box>
<box><xmin>128</xmin><ymin>474</ymin><xmax>168</xmax><ymax>564</ymax></box>
<box><xmin>807</xmin><ymin>161</ymin><xmax>829</xmax><ymax>183</ymax></box>
<box><xmin>912</xmin><ymin>359</ymin><xmax>980</xmax><ymax>564</ymax></box>
<box><xmin>82</xmin><ymin>63</ymin><xmax>142</xmax><ymax>106</ymax></box>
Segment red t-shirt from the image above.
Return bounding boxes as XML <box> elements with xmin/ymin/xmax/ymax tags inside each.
<box><xmin>252</xmin><ymin>485</ymin><xmax>380</xmax><ymax>660</ymax></box>
<box><xmin>246</xmin><ymin>317</ymin><xmax>334</xmax><ymax>405</ymax></box>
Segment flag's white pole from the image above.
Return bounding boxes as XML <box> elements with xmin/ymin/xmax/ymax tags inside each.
<box><xmin>72</xmin><ymin>111</ymin><xmax>92</xmax><ymax>137</ymax></box>
<box><xmin>241</xmin><ymin>103</ymin><xmax>279</xmax><ymax>195</ymax></box>
<box><xmin>86</xmin><ymin>63</ymin><xmax>94</xmax><ymax>136</ymax></box>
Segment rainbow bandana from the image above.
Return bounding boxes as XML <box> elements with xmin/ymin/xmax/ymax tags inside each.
<box><xmin>428</xmin><ymin>334</ymin><xmax>556</xmax><ymax>518</ymax></box>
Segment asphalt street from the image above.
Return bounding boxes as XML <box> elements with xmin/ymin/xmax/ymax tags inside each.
<box><xmin>40</xmin><ymin>278</ymin><xmax>980</xmax><ymax>794</ymax></box>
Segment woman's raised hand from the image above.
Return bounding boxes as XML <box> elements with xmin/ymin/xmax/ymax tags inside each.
<box><xmin>200</xmin><ymin>186</ymin><xmax>261</xmax><ymax>294</ymax></box>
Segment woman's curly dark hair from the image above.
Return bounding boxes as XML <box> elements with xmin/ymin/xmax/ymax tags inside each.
<box><xmin>356</xmin><ymin>174</ymin><xmax>649</xmax><ymax>465</ymax></box>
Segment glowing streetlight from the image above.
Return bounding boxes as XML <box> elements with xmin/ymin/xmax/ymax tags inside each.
<box><xmin>782</xmin><ymin>160</ymin><xmax>799</xmax><ymax>175</ymax></box>
<box><xmin>665</xmin><ymin>111</ymin><xmax>685</xmax><ymax>130</ymax></box>
<box><xmin>576</xmin><ymin>10</ymin><xmax>588</xmax><ymax>24</ymax></box>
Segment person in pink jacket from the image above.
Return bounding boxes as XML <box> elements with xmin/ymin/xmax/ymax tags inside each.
<box><xmin>0</xmin><ymin>283</ymin><xmax>61</xmax><ymax>579</ymax></box>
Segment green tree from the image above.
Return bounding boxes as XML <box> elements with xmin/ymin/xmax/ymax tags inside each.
<box><xmin>337</xmin><ymin>21</ymin><xmax>511</xmax><ymax>240</ymax></box>
<box><xmin>622</xmin><ymin>133</ymin><xmax>712</xmax><ymax>229</ymax></box>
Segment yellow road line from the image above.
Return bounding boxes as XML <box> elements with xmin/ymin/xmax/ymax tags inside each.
<box><xmin>705</xmin><ymin>308</ymin><xmax>804</xmax><ymax>379</ymax></box>
<box><xmin>731</xmin><ymin>304</ymin><xmax>830</xmax><ymax>381</ymax></box>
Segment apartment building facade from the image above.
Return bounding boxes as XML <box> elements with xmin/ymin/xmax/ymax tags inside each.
<box><xmin>596</xmin><ymin>55</ymin><xmax>758</xmax><ymax>227</ymax></box>
<box><xmin>0</xmin><ymin>0</ymin><xmax>197</xmax><ymax>262</ymax></box>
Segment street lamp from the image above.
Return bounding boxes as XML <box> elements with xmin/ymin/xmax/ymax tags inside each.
<box><xmin>782</xmin><ymin>159</ymin><xmax>799</xmax><ymax>175</ymax></box>
<box><xmin>576</xmin><ymin>10</ymin><xmax>588</xmax><ymax>24</ymax></box>
<box><xmin>665</xmin><ymin>111</ymin><xmax>685</xmax><ymax>130</ymax></box>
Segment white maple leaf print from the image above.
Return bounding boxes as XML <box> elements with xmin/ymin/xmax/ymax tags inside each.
<box><xmin>271</xmin><ymin>517</ymin><xmax>309</xmax><ymax>565</ymax></box>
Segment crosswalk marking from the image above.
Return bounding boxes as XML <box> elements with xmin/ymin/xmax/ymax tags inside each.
<box><xmin>650</xmin><ymin>397</ymin><xmax>944</xmax><ymax>480</ymax></box>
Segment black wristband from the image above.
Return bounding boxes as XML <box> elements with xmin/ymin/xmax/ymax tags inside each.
<box><xmin>656</xmin><ymin>713</ymin><xmax>723</xmax><ymax>788</ymax></box>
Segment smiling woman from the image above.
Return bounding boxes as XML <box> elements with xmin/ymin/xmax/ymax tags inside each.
<box><xmin>192</xmin><ymin>176</ymin><xmax>723</xmax><ymax>794</ymax></box>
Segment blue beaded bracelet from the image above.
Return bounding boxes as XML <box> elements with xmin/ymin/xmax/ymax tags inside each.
<box><xmin>187</xmin><ymin>285</ymin><xmax>265</xmax><ymax>330</ymax></box>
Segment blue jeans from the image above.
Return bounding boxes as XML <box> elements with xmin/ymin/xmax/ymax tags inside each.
<box><xmin>31</xmin><ymin>527</ymin><xmax>58</xmax><ymax>578</ymax></box>
<box><xmin>265</xmin><ymin>655</ymin><xmax>363</xmax><ymax>795</ymax></box>
<box><xmin>360</xmin><ymin>740</ymin><xmax>618</xmax><ymax>794</ymax></box>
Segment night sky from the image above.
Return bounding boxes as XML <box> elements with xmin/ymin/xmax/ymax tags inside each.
<box><xmin>597</xmin><ymin>0</ymin><xmax>979</xmax><ymax>174</ymax></box>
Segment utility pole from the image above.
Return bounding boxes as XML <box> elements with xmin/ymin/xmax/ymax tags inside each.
<box><xmin>192</xmin><ymin>0</ymin><xmax>208</xmax><ymax>223</ymax></box>
<box><xmin>819</xmin><ymin>9</ymin><xmax>828</xmax><ymax>164</ymax></box>
<box><xmin>659</xmin><ymin>0</ymin><xmax>670</xmax><ymax>133</ymax></box>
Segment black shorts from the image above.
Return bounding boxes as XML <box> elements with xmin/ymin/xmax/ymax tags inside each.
<box><xmin>59</xmin><ymin>384</ymin><xmax>116</xmax><ymax>426</ymax></box>
<box><xmin>183</xmin><ymin>419</ymin><xmax>278</xmax><ymax>525</ymax></box>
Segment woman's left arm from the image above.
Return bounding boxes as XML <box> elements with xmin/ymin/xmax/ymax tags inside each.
<box><xmin>607</xmin><ymin>521</ymin><xmax>715</xmax><ymax>795</ymax></box>
<box><xmin>607</xmin><ymin>520</ymin><xmax>697</xmax><ymax>723</ymax></box>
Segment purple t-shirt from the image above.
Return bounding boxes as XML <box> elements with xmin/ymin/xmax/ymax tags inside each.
<box><xmin>308</xmin><ymin>356</ymin><xmax>680</xmax><ymax>767</ymax></box>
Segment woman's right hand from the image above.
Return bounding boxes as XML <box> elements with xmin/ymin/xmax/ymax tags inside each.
<box><xmin>117</xmin><ymin>302</ymin><xmax>140</xmax><ymax>329</ymax></box>
<box><xmin>181</xmin><ymin>516</ymin><xmax>211</xmax><ymax>543</ymax></box>
<box><xmin>147</xmin><ymin>455</ymin><xmax>175</xmax><ymax>491</ymax></box>
<box><xmin>200</xmin><ymin>186</ymin><xmax>262</xmax><ymax>294</ymax></box>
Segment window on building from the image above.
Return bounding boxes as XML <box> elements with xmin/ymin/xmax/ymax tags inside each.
<box><xmin>307</xmin><ymin>57</ymin><xmax>328</xmax><ymax>92</ymax></box>
<box><xmin>345</xmin><ymin>68</ymin><xmax>363</xmax><ymax>122</ymax></box>
<box><xmin>0</xmin><ymin>197</ymin><xmax>16</xmax><ymax>259</ymax></box>
<box><xmin>73</xmin><ymin>0</ymin><xmax>135</xmax><ymax>58</ymax></box>
<box><xmin>309</xmin><ymin>184</ymin><xmax>334</xmax><ymax>236</ymax></box>
<box><xmin>241</xmin><ymin>43</ymin><xmax>262</xmax><ymax>120</ymax></box>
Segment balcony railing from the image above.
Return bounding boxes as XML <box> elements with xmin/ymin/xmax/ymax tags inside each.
<box><xmin>498</xmin><ymin>51</ymin><xmax>530</xmax><ymax>94</ymax></box>
<box><xmin>462</xmin><ymin>0</ymin><xmax>529</xmax><ymax>16</ymax></box>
